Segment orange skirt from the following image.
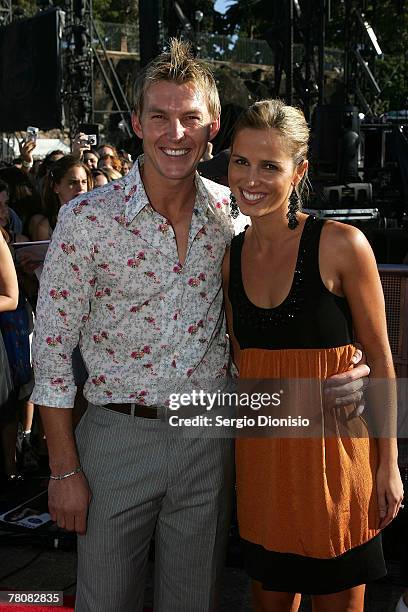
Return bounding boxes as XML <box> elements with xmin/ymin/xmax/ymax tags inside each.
<box><xmin>236</xmin><ymin>344</ymin><xmax>380</xmax><ymax>559</ymax></box>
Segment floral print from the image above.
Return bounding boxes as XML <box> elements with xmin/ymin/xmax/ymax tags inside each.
<box><xmin>31</xmin><ymin>158</ymin><xmax>235</xmax><ymax>408</ymax></box>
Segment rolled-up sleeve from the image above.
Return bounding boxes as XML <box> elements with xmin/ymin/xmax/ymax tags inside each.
<box><xmin>31</xmin><ymin>205</ymin><xmax>95</xmax><ymax>408</ymax></box>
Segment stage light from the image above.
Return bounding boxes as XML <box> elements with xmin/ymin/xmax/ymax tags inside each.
<box><xmin>355</xmin><ymin>10</ymin><xmax>383</xmax><ymax>56</ymax></box>
<box><xmin>293</xmin><ymin>0</ymin><xmax>301</xmax><ymax>17</ymax></box>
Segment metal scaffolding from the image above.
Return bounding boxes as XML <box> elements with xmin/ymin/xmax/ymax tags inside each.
<box><xmin>0</xmin><ymin>0</ymin><xmax>12</xmax><ymax>25</ymax></box>
<box><xmin>62</xmin><ymin>0</ymin><xmax>132</xmax><ymax>139</ymax></box>
<box><xmin>61</xmin><ymin>0</ymin><xmax>94</xmax><ymax>139</ymax></box>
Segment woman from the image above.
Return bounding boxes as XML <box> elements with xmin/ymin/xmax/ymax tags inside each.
<box><xmin>223</xmin><ymin>99</ymin><xmax>403</xmax><ymax>611</ymax></box>
<box><xmin>30</xmin><ymin>155</ymin><xmax>92</xmax><ymax>241</ymax></box>
<box><xmin>98</xmin><ymin>153</ymin><xmax>122</xmax><ymax>174</ymax></box>
<box><xmin>0</xmin><ymin>227</ymin><xmax>18</xmax><ymax>333</ymax></box>
<box><xmin>84</xmin><ymin>150</ymin><xmax>100</xmax><ymax>171</ymax></box>
<box><xmin>101</xmin><ymin>166</ymin><xmax>122</xmax><ymax>182</ymax></box>
<box><xmin>0</xmin><ymin>167</ymin><xmax>42</xmax><ymax>239</ymax></box>
<box><xmin>0</xmin><ymin>226</ymin><xmax>19</xmax><ymax>480</ymax></box>
<box><xmin>91</xmin><ymin>169</ymin><xmax>109</xmax><ymax>188</ymax></box>
<box><xmin>0</xmin><ymin>179</ymin><xmax>38</xmax><ymax>477</ymax></box>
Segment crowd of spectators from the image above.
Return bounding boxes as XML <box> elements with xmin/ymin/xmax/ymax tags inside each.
<box><xmin>0</xmin><ymin>133</ymin><xmax>134</xmax><ymax>486</ymax></box>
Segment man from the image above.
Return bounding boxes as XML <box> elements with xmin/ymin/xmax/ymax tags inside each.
<box><xmin>32</xmin><ymin>40</ymin><xmax>368</xmax><ymax>612</ymax></box>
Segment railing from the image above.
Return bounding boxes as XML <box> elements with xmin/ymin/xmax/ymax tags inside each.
<box><xmin>197</xmin><ymin>33</ymin><xmax>274</xmax><ymax>65</ymax></box>
<box><xmin>94</xmin><ymin>21</ymin><xmax>140</xmax><ymax>54</ymax></box>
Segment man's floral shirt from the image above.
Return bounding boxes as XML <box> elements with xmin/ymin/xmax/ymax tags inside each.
<box><xmin>31</xmin><ymin>159</ymin><xmax>235</xmax><ymax>408</ymax></box>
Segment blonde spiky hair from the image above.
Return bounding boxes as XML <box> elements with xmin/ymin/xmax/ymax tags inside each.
<box><xmin>133</xmin><ymin>39</ymin><xmax>221</xmax><ymax>120</ymax></box>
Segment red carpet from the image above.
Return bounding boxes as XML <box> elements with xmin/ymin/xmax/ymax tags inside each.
<box><xmin>0</xmin><ymin>596</ymin><xmax>153</xmax><ymax>611</ymax></box>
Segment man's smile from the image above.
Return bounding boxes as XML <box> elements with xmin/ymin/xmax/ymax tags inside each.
<box><xmin>160</xmin><ymin>147</ymin><xmax>191</xmax><ymax>157</ymax></box>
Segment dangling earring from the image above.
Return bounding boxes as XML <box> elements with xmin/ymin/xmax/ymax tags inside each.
<box><xmin>230</xmin><ymin>193</ymin><xmax>239</xmax><ymax>219</ymax></box>
<box><xmin>287</xmin><ymin>188</ymin><xmax>300</xmax><ymax>230</ymax></box>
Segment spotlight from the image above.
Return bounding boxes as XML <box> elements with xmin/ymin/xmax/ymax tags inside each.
<box><xmin>293</xmin><ymin>0</ymin><xmax>301</xmax><ymax>17</ymax></box>
<box><xmin>195</xmin><ymin>10</ymin><xmax>204</xmax><ymax>23</ymax></box>
<box><xmin>355</xmin><ymin>10</ymin><xmax>383</xmax><ymax>56</ymax></box>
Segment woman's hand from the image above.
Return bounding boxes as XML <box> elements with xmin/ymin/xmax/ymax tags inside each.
<box><xmin>71</xmin><ymin>133</ymin><xmax>90</xmax><ymax>159</ymax></box>
<box><xmin>19</xmin><ymin>138</ymin><xmax>36</xmax><ymax>172</ymax></box>
<box><xmin>376</xmin><ymin>462</ymin><xmax>404</xmax><ymax>529</ymax></box>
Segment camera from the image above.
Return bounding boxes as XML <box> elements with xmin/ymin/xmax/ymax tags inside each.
<box><xmin>80</xmin><ymin>134</ymin><xmax>97</xmax><ymax>147</ymax></box>
<box><xmin>78</xmin><ymin>123</ymin><xmax>99</xmax><ymax>147</ymax></box>
<box><xmin>26</xmin><ymin>126</ymin><xmax>39</xmax><ymax>143</ymax></box>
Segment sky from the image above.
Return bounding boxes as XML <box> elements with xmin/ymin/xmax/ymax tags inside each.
<box><xmin>214</xmin><ymin>0</ymin><xmax>233</xmax><ymax>14</ymax></box>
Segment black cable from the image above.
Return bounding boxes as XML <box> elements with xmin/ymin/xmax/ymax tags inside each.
<box><xmin>0</xmin><ymin>550</ymin><xmax>44</xmax><ymax>584</ymax></box>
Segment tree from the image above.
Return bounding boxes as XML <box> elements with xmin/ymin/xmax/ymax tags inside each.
<box><xmin>222</xmin><ymin>0</ymin><xmax>408</xmax><ymax>112</ymax></box>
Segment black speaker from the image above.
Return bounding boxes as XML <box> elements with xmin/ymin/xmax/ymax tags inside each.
<box><xmin>311</xmin><ymin>105</ymin><xmax>360</xmax><ymax>181</ymax></box>
<box><xmin>0</xmin><ymin>8</ymin><xmax>63</xmax><ymax>132</ymax></box>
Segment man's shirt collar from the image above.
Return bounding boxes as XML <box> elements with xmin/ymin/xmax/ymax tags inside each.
<box><xmin>123</xmin><ymin>157</ymin><xmax>150</xmax><ymax>224</ymax></box>
<box><xmin>123</xmin><ymin>155</ymin><xmax>226</xmax><ymax>227</ymax></box>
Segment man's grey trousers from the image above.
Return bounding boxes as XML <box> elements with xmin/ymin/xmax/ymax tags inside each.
<box><xmin>74</xmin><ymin>403</ymin><xmax>234</xmax><ymax>612</ymax></box>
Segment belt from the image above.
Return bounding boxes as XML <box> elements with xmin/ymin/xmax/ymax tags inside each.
<box><xmin>103</xmin><ymin>403</ymin><xmax>162</xmax><ymax>419</ymax></box>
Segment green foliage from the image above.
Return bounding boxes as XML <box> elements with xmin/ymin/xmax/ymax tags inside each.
<box><xmin>91</xmin><ymin>0</ymin><xmax>138</xmax><ymax>23</ymax></box>
<box><xmin>10</xmin><ymin>0</ymin><xmax>407</xmax><ymax>111</ymax></box>
<box><xmin>11</xmin><ymin>0</ymin><xmax>37</xmax><ymax>18</ymax></box>
<box><xmin>223</xmin><ymin>0</ymin><xmax>281</xmax><ymax>37</ymax></box>
<box><xmin>222</xmin><ymin>0</ymin><xmax>408</xmax><ymax>111</ymax></box>
<box><xmin>11</xmin><ymin>0</ymin><xmax>138</xmax><ymax>23</ymax></box>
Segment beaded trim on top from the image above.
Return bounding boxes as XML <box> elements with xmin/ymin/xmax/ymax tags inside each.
<box><xmin>229</xmin><ymin>216</ymin><xmax>316</xmax><ymax>328</ymax></box>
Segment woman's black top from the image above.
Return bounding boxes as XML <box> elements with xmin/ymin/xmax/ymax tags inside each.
<box><xmin>228</xmin><ymin>216</ymin><xmax>353</xmax><ymax>350</ymax></box>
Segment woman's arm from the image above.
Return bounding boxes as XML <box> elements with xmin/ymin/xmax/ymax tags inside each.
<box><xmin>222</xmin><ymin>247</ymin><xmax>241</xmax><ymax>371</ymax></box>
<box><xmin>0</xmin><ymin>232</ymin><xmax>18</xmax><ymax>313</ymax></box>
<box><xmin>322</xmin><ymin>221</ymin><xmax>403</xmax><ymax>528</ymax></box>
<box><xmin>28</xmin><ymin>214</ymin><xmax>51</xmax><ymax>242</ymax></box>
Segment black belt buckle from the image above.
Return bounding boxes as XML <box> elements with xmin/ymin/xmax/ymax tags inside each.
<box><xmin>103</xmin><ymin>402</ymin><xmax>160</xmax><ymax>419</ymax></box>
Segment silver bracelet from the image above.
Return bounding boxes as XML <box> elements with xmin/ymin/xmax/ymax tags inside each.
<box><xmin>50</xmin><ymin>466</ymin><xmax>82</xmax><ymax>480</ymax></box>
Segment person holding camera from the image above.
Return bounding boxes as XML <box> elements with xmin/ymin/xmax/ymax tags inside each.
<box><xmin>18</xmin><ymin>138</ymin><xmax>37</xmax><ymax>176</ymax></box>
<box><xmin>71</xmin><ymin>133</ymin><xmax>97</xmax><ymax>161</ymax></box>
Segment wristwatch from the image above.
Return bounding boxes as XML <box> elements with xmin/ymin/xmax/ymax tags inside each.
<box><xmin>22</xmin><ymin>160</ymin><xmax>33</xmax><ymax>168</ymax></box>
